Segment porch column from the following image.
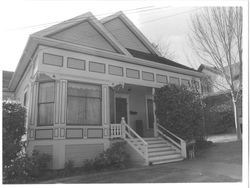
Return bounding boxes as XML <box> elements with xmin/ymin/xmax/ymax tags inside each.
<box><xmin>152</xmin><ymin>88</ymin><xmax>158</xmax><ymax>137</ymax></box>
<box><xmin>102</xmin><ymin>84</ymin><xmax>110</xmax><ymax>139</ymax></box>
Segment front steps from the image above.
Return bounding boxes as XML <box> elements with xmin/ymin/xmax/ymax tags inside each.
<box><xmin>129</xmin><ymin>137</ymin><xmax>184</xmax><ymax>165</ymax></box>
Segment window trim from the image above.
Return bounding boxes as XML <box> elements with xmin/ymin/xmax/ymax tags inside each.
<box><xmin>169</xmin><ymin>76</ymin><xmax>180</xmax><ymax>86</ymax></box>
<box><xmin>89</xmin><ymin>61</ymin><xmax>106</xmax><ymax>73</ymax></box>
<box><xmin>67</xmin><ymin>57</ymin><xmax>86</xmax><ymax>70</ymax></box>
<box><xmin>181</xmin><ymin>78</ymin><xmax>190</xmax><ymax>87</ymax></box>
<box><xmin>66</xmin><ymin>81</ymin><xmax>102</xmax><ymax>126</ymax></box>
<box><xmin>142</xmin><ymin>71</ymin><xmax>155</xmax><ymax>81</ymax></box>
<box><xmin>126</xmin><ymin>68</ymin><xmax>140</xmax><ymax>79</ymax></box>
<box><xmin>43</xmin><ymin>53</ymin><xmax>63</xmax><ymax>67</ymax></box>
<box><xmin>156</xmin><ymin>74</ymin><xmax>168</xmax><ymax>84</ymax></box>
<box><xmin>108</xmin><ymin>65</ymin><xmax>124</xmax><ymax>76</ymax></box>
<box><xmin>37</xmin><ymin>81</ymin><xmax>55</xmax><ymax>127</ymax></box>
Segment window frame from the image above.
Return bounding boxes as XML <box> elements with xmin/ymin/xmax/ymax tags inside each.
<box><xmin>67</xmin><ymin>57</ymin><xmax>86</xmax><ymax>70</ymax></box>
<box><xmin>37</xmin><ymin>81</ymin><xmax>55</xmax><ymax>127</ymax></box>
<box><xmin>66</xmin><ymin>81</ymin><xmax>102</xmax><ymax>126</ymax></box>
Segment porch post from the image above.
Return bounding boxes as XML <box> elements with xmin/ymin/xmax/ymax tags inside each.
<box><xmin>102</xmin><ymin>84</ymin><xmax>110</xmax><ymax>139</ymax></box>
<box><xmin>152</xmin><ymin>88</ymin><xmax>158</xmax><ymax>137</ymax></box>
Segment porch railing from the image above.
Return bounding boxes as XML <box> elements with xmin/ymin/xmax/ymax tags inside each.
<box><xmin>157</xmin><ymin>124</ymin><xmax>187</xmax><ymax>158</ymax></box>
<box><xmin>110</xmin><ymin>124</ymin><xmax>123</xmax><ymax>138</ymax></box>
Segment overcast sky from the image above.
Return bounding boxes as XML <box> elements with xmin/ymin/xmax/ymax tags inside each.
<box><xmin>0</xmin><ymin>0</ymin><xmax>246</xmax><ymax>72</ymax></box>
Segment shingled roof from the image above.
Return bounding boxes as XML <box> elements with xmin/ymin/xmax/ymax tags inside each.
<box><xmin>126</xmin><ymin>48</ymin><xmax>197</xmax><ymax>72</ymax></box>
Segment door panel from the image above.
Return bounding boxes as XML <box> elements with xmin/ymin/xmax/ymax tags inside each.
<box><xmin>115</xmin><ymin>98</ymin><xmax>128</xmax><ymax>123</ymax></box>
<box><xmin>147</xmin><ymin>99</ymin><xmax>154</xmax><ymax>129</ymax></box>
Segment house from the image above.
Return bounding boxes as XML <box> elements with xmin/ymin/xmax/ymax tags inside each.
<box><xmin>2</xmin><ymin>71</ymin><xmax>14</xmax><ymax>100</ymax></box>
<box><xmin>6</xmin><ymin>11</ymin><xmax>202</xmax><ymax>169</ymax></box>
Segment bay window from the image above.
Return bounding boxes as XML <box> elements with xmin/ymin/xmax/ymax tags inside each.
<box><xmin>67</xmin><ymin>82</ymin><xmax>101</xmax><ymax>126</ymax></box>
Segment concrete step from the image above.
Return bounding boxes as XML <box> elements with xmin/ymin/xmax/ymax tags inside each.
<box><xmin>148</xmin><ymin>150</ymin><xmax>179</xmax><ymax>157</ymax></box>
<box><xmin>148</xmin><ymin>143</ymin><xmax>171</xmax><ymax>148</ymax></box>
<box><xmin>149</xmin><ymin>153</ymin><xmax>182</xmax><ymax>162</ymax></box>
<box><xmin>148</xmin><ymin>147</ymin><xmax>175</xmax><ymax>152</ymax></box>
<box><xmin>151</xmin><ymin>157</ymin><xmax>184</xmax><ymax>165</ymax></box>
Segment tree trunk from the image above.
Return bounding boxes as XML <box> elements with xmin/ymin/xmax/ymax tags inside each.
<box><xmin>232</xmin><ymin>99</ymin><xmax>241</xmax><ymax>140</ymax></box>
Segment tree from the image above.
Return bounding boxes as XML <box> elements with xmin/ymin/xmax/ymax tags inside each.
<box><xmin>189</xmin><ymin>7</ymin><xmax>242</xmax><ymax>140</ymax></box>
<box><xmin>152</xmin><ymin>40</ymin><xmax>177</xmax><ymax>61</ymax></box>
<box><xmin>154</xmin><ymin>84</ymin><xmax>204</xmax><ymax>141</ymax></box>
<box><xmin>3</xmin><ymin>101</ymin><xmax>26</xmax><ymax>167</ymax></box>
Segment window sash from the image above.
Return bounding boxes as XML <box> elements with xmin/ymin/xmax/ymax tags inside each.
<box><xmin>67</xmin><ymin>82</ymin><xmax>102</xmax><ymax>126</ymax></box>
<box><xmin>38</xmin><ymin>82</ymin><xmax>55</xmax><ymax>126</ymax></box>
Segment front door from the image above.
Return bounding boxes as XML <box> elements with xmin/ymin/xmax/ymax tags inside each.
<box><xmin>147</xmin><ymin>99</ymin><xmax>154</xmax><ymax>129</ymax></box>
<box><xmin>115</xmin><ymin>97</ymin><xmax>128</xmax><ymax>123</ymax></box>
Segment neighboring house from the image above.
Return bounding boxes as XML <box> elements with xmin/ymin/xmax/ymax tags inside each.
<box><xmin>6</xmin><ymin>11</ymin><xmax>202</xmax><ymax>169</ymax></box>
<box><xmin>198</xmin><ymin>63</ymin><xmax>242</xmax><ymax>130</ymax></box>
<box><xmin>2</xmin><ymin>71</ymin><xmax>14</xmax><ymax>100</ymax></box>
<box><xmin>198</xmin><ymin>63</ymin><xmax>241</xmax><ymax>96</ymax></box>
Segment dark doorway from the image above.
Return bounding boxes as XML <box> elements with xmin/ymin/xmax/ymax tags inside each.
<box><xmin>147</xmin><ymin>99</ymin><xmax>154</xmax><ymax>129</ymax></box>
<box><xmin>115</xmin><ymin>97</ymin><xmax>128</xmax><ymax>123</ymax></box>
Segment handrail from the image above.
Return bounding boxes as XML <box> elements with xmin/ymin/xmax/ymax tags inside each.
<box><xmin>157</xmin><ymin>124</ymin><xmax>184</xmax><ymax>143</ymax></box>
<box><xmin>121</xmin><ymin>117</ymin><xmax>148</xmax><ymax>164</ymax></box>
<box><xmin>157</xmin><ymin>123</ymin><xmax>187</xmax><ymax>158</ymax></box>
<box><xmin>124</xmin><ymin>123</ymin><xmax>148</xmax><ymax>146</ymax></box>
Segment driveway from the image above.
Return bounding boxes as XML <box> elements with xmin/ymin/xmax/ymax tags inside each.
<box><xmin>42</xmin><ymin>139</ymin><xmax>242</xmax><ymax>183</ymax></box>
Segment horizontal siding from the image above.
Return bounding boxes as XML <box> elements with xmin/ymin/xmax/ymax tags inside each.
<box><xmin>49</xmin><ymin>21</ymin><xmax>116</xmax><ymax>53</ymax></box>
<box><xmin>33</xmin><ymin>145</ymin><xmax>53</xmax><ymax>168</ymax></box>
<box><xmin>65</xmin><ymin>144</ymin><xmax>104</xmax><ymax>167</ymax></box>
<box><xmin>104</xmin><ymin>18</ymin><xmax>150</xmax><ymax>53</ymax></box>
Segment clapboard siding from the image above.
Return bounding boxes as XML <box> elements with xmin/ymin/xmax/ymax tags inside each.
<box><xmin>49</xmin><ymin>21</ymin><xmax>116</xmax><ymax>53</ymax></box>
<box><xmin>65</xmin><ymin>144</ymin><xmax>104</xmax><ymax>167</ymax></box>
<box><xmin>33</xmin><ymin>145</ymin><xmax>53</xmax><ymax>168</ymax></box>
<box><xmin>104</xmin><ymin>18</ymin><xmax>150</xmax><ymax>53</ymax></box>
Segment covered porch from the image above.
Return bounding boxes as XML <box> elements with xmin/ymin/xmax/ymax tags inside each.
<box><xmin>109</xmin><ymin>83</ymin><xmax>156</xmax><ymax>138</ymax></box>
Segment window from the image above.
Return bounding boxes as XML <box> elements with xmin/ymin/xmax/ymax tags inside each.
<box><xmin>23</xmin><ymin>92</ymin><xmax>27</xmax><ymax>107</ymax></box>
<box><xmin>38</xmin><ymin>82</ymin><xmax>55</xmax><ymax>126</ymax></box>
<box><xmin>169</xmin><ymin>76</ymin><xmax>180</xmax><ymax>86</ymax></box>
<box><xmin>67</xmin><ymin>57</ymin><xmax>85</xmax><ymax>70</ymax></box>
<box><xmin>43</xmin><ymin>53</ymin><xmax>63</xmax><ymax>67</ymax></box>
<box><xmin>67</xmin><ymin>82</ymin><xmax>101</xmax><ymax>125</ymax></box>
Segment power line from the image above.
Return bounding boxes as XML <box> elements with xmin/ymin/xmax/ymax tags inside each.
<box><xmin>11</xmin><ymin>6</ymin><xmax>159</xmax><ymax>30</ymax></box>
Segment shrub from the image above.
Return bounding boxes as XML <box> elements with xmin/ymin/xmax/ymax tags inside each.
<box><xmin>64</xmin><ymin>160</ymin><xmax>75</xmax><ymax>176</ymax></box>
<box><xmin>154</xmin><ymin>84</ymin><xmax>204</xmax><ymax>141</ymax></box>
<box><xmin>3</xmin><ymin>101</ymin><xmax>26</xmax><ymax>167</ymax></box>
<box><xmin>83</xmin><ymin>141</ymin><xmax>130</xmax><ymax>171</ymax></box>
<box><xmin>3</xmin><ymin>150</ymin><xmax>51</xmax><ymax>183</ymax></box>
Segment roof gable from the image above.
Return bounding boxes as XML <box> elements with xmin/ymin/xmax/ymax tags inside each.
<box><xmin>102</xmin><ymin>11</ymin><xmax>161</xmax><ymax>56</ymax></box>
<box><xmin>32</xmin><ymin>12</ymin><xmax>130</xmax><ymax>55</ymax></box>
<box><xmin>48</xmin><ymin>21</ymin><xmax>117</xmax><ymax>52</ymax></box>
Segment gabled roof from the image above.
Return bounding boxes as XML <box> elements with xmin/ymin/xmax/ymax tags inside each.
<box><xmin>101</xmin><ymin>11</ymin><xmax>161</xmax><ymax>56</ymax></box>
<box><xmin>127</xmin><ymin>48</ymin><xmax>197</xmax><ymax>72</ymax></box>
<box><xmin>32</xmin><ymin>12</ymin><xmax>131</xmax><ymax>56</ymax></box>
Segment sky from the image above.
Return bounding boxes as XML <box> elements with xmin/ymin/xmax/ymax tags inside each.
<box><xmin>0</xmin><ymin>0</ymin><xmax>247</xmax><ymax>72</ymax></box>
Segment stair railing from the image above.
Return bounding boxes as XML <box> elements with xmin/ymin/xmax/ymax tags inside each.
<box><xmin>157</xmin><ymin>124</ymin><xmax>187</xmax><ymax>158</ymax></box>
<box><xmin>121</xmin><ymin>117</ymin><xmax>149</xmax><ymax>164</ymax></box>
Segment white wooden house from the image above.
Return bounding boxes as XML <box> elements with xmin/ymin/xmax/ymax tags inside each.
<box><xmin>7</xmin><ymin>11</ymin><xmax>203</xmax><ymax>169</ymax></box>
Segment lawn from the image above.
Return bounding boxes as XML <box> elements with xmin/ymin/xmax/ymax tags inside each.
<box><xmin>41</xmin><ymin>140</ymin><xmax>242</xmax><ymax>183</ymax></box>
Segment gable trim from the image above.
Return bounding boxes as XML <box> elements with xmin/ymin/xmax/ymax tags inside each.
<box><xmin>101</xmin><ymin>11</ymin><xmax>161</xmax><ymax>56</ymax></box>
